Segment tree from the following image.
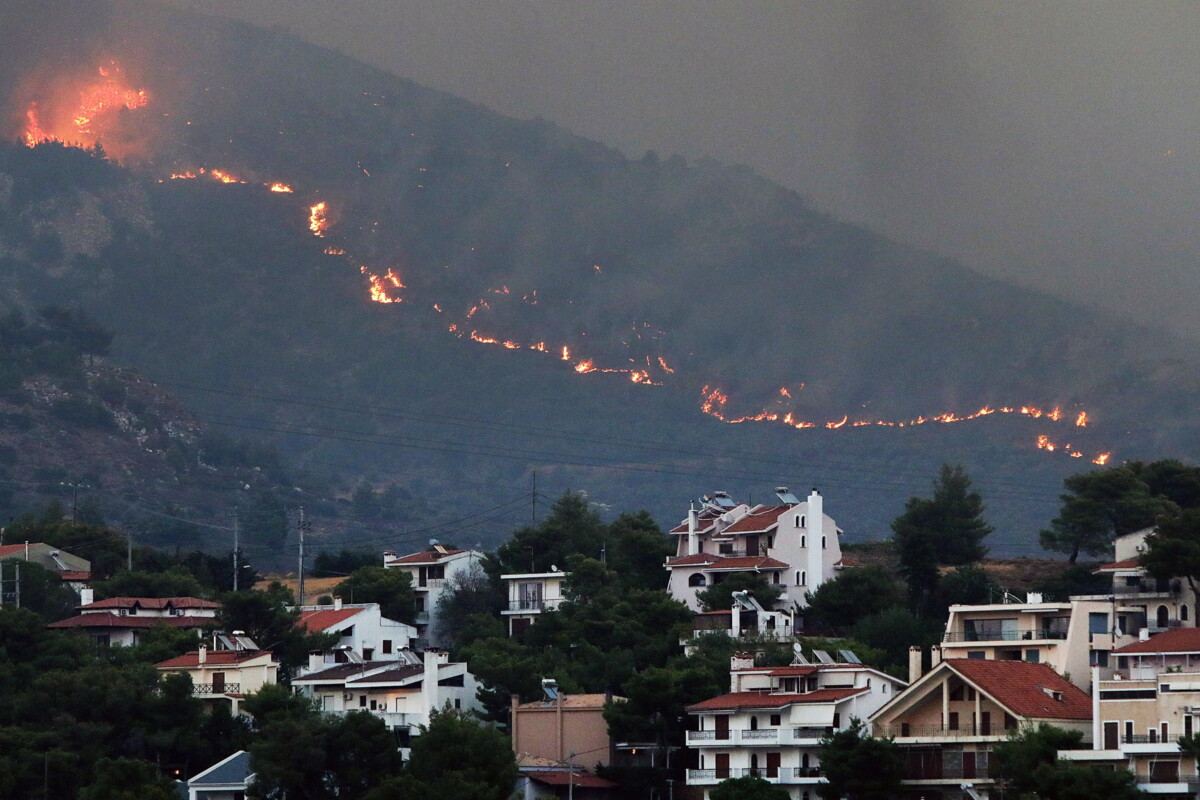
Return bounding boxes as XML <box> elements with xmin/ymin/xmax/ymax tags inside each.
<box><xmin>403</xmin><ymin>710</ymin><xmax>518</xmax><ymax>800</ymax></box>
<box><xmin>94</xmin><ymin>568</ymin><xmax>208</xmax><ymax>600</ymax></box>
<box><xmin>990</xmin><ymin>723</ymin><xmax>1083</xmax><ymax>797</ymax></box>
<box><xmin>849</xmin><ymin>608</ymin><xmax>942</xmax><ymax>679</ymax></box>
<box><xmin>892</xmin><ymin>464</ymin><xmax>992</xmax><ymax>568</ymax></box>
<box><xmin>803</xmin><ymin>566</ymin><xmax>904</xmax><ymax>632</ymax></box>
<box><xmin>219</xmin><ymin>590</ymin><xmax>336</xmax><ymax>682</ymax></box>
<box><xmin>433</xmin><ymin>560</ymin><xmax>504</xmax><ymax>650</ymax></box>
<box><xmin>816</xmin><ymin>718</ymin><xmax>904</xmax><ymax>800</ymax></box>
<box><xmin>1041</xmin><ymin>465</ymin><xmax>1177</xmax><ymax>564</ymax></box>
<box><xmin>77</xmin><ymin>758</ymin><xmax>178</xmax><ymax>800</ymax></box>
<box><xmin>492</xmin><ymin>492</ymin><xmax>605</xmax><ymax>575</ymax></box>
<box><xmin>710</xmin><ymin>775</ymin><xmax>791</xmax><ymax>800</ymax></box>
<box><xmin>695</xmin><ymin>572</ymin><xmax>783</xmax><ymax>612</ymax></box>
<box><xmin>604</xmin><ymin>511</ymin><xmax>674</xmax><ymax>591</ymax></box>
<box><xmin>333</xmin><ymin>566</ymin><xmax>416</xmax><ymax>624</ymax></box>
<box><xmin>1141</xmin><ymin>509</ymin><xmax>1200</xmax><ymax>592</ymax></box>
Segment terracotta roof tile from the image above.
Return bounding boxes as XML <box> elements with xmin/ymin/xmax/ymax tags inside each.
<box><xmin>835</xmin><ymin>556</ymin><xmax>861</xmax><ymax>568</ymax></box>
<box><xmin>83</xmin><ymin>597</ymin><xmax>220</xmax><ymax>610</ymax></box>
<box><xmin>665</xmin><ymin>554</ymin><xmax>789</xmax><ymax>571</ymax></box>
<box><xmin>1093</xmin><ymin>557</ymin><xmax>1141</xmax><ymax>573</ymax></box>
<box><xmin>385</xmin><ymin>548</ymin><xmax>467</xmax><ymax>565</ymax></box>
<box><xmin>1114</xmin><ymin>628</ymin><xmax>1200</xmax><ymax>655</ymax></box>
<box><xmin>687</xmin><ymin>687</ymin><xmax>866</xmax><ymax>712</ymax></box>
<box><xmin>666</xmin><ymin>553</ymin><xmax>720</xmax><ymax>567</ymax></box>
<box><xmin>59</xmin><ymin>571</ymin><xmax>92</xmax><ymax>581</ymax></box>
<box><xmin>296</xmin><ymin>608</ymin><xmax>362</xmax><ymax>633</ymax></box>
<box><xmin>0</xmin><ymin>544</ymin><xmax>34</xmax><ymax>558</ymax></box>
<box><xmin>723</xmin><ymin>506</ymin><xmax>790</xmax><ymax>533</ymax></box>
<box><xmin>156</xmin><ymin>650</ymin><xmax>272</xmax><ymax>669</ymax></box>
<box><xmin>48</xmin><ymin>613</ymin><xmax>211</xmax><ymax>630</ymax></box>
<box><xmin>525</xmin><ymin>770</ymin><xmax>618</xmax><ymax>789</ymax></box>
<box><xmin>944</xmin><ymin>659</ymin><xmax>1090</xmax><ymax>720</ymax></box>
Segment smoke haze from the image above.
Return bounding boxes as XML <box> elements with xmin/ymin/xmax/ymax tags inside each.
<box><xmin>160</xmin><ymin>0</ymin><xmax>1200</xmax><ymax>340</ymax></box>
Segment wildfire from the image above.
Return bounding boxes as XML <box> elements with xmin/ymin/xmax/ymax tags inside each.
<box><xmin>360</xmin><ymin>266</ymin><xmax>404</xmax><ymax>304</ymax></box>
<box><xmin>208</xmin><ymin>169</ymin><xmax>245</xmax><ymax>184</ymax></box>
<box><xmin>24</xmin><ymin>63</ymin><xmax>149</xmax><ymax>152</ymax></box>
<box><xmin>269</xmin><ymin>183</ymin><xmax>294</xmax><ymax>193</ymax></box>
<box><xmin>309</xmin><ymin>202</ymin><xmax>328</xmax><ymax>237</ymax></box>
<box><xmin>1075</xmin><ymin>411</ymin><xmax>1088</xmax><ymax>427</ymax></box>
<box><xmin>1093</xmin><ymin>453</ymin><xmax>1111</xmax><ymax>465</ymax></box>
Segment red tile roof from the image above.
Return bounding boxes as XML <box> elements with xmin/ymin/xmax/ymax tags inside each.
<box><xmin>687</xmin><ymin>687</ymin><xmax>866</xmax><ymax>712</ymax></box>
<box><xmin>156</xmin><ymin>650</ymin><xmax>272</xmax><ymax>669</ymax></box>
<box><xmin>83</xmin><ymin>597</ymin><xmax>220</xmax><ymax>610</ymax></box>
<box><xmin>385</xmin><ymin>548</ymin><xmax>467</xmax><ymax>565</ymax></box>
<box><xmin>835</xmin><ymin>556</ymin><xmax>862</xmax><ymax>568</ymax></box>
<box><xmin>59</xmin><ymin>571</ymin><xmax>92</xmax><ymax>581</ymax></box>
<box><xmin>525</xmin><ymin>770</ymin><xmax>618</xmax><ymax>789</ymax></box>
<box><xmin>1094</xmin><ymin>557</ymin><xmax>1141</xmax><ymax>573</ymax></box>
<box><xmin>0</xmin><ymin>544</ymin><xmax>32</xmax><ymax>558</ymax></box>
<box><xmin>516</xmin><ymin>693</ymin><xmax>616</xmax><ymax>710</ymax></box>
<box><xmin>296</xmin><ymin>608</ymin><xmax>361</xmax><ymax>633</ymax></box>
<box><xmin>48</xmin><ymin>612</ymin><xmax>212</xmax><ymax>630</ymax></box>
<box><xmin>723</xmin><ymin>506</ymin><xmax>789</xmax><ymax>534</ymax></box>
<box><xmin>669</xmin><ymin>510</ymin><xmax>723</xmax><ymax>535</ymax></box>
<box><xmin>944</xmin><ymin>659</ymin><xmax>1091</xmax><ymax>720</ymax></box>
<box><xmin>665</xmin><ymin>553</ymin><xmax>789</xmax><ymax>571</ymax></box>
<box><xmin>1114</xmin><ymin>627</ymin><xmax>1200</xmax><ymax>655</ymax></box>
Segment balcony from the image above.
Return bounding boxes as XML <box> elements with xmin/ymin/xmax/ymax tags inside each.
<box><xmin>737</xmin><ymin>729</ymin><xmax>779</xmax><ymax>744</ymax></box>
<box><xmin>942</xmin><ymin>629</ymin><xmax>1068</xmax><ymax>643</ymax></box>
<box><xmin>878</xmin><ymin>724</ymin><xmax>1009</xmax><ymax>740</ymax></box>
<box><xmin>686</xmin><ymin>730</ymin><xmax>722</xmax><ymax>745</ymax></box>
<box><xmin>503</xmin><ymin>598</ymin><xmax>563</xmax><ymax>614</ymax></box>
<box><xmin>194</xmin><ymin>683</ymin><xmax>241</xmax><ymax>695</ymax></box>
<box><xmin>688</xmin><ymin>625</ymin><xmax>795</xmax><ymax>641</ymax></box>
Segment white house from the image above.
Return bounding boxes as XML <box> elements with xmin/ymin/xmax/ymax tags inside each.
<box><xmin>292</xmin><ymin>648</ymin><xmax>481</xmax><ymax>754</ymax></box>
<box><xmin>383</xmin><ymin>545</ymin><xmax>484</xmax><ymax>643</ymax></box>
<box><xmin>686</xmin><ymin>650</ymin><xmax>906</xmax><ymax>800</ymax></box>
<box><xmin>666</xmin><ymin>488</ymin><xmax>847</xmax><ymax>616</ymax></box>
<box><xmin>294</xmin><ymin>600</ymin><xmax>417</xmax><ymax>665</ymax></box>
<box><xmin>501</xmin><ymin>569</ymin><xmax>567</xmax><ymax>636</ymax></box>
<box><xmin>156</xmin><ymin>646</ymin><xmax>278</xmax><ymax>716</ymax></box>
<box><xmin>48</xmin><ymin>596</ymin><xmax>220</xmax><ymax>647</ymax></box>
<box><xmin>184</xmin><ymin>750</ymin><xmax>254</xmax><ymax>800</ymax></box>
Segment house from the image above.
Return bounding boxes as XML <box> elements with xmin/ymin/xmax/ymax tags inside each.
<box><xmin>382</xmin><ymin>545</ymin><xmax>483</xmax><ymax>642</ymax></box>
<box><xmin>685</xmin><ymin>591</ymin><xmax>796</xmax><ymax>655</ymax></box>
<box><xmin>1079</xmin><ymin>527</ymin><xmax>1195</xmax><ymax>635</ymax></box>
<box><xmin>47</xmin><ymin>595</ymin><xmax>220</xmax><ymax>647</ymax></box>
<box><xmin>665</xmin><ymin>488</ymin><xmax>846</xmax><ymax>619</ymax></box>
<box><xmin>183</xmin><ymin>750</ymin><xmax>253</xmax><ymax>800</ymax></box>
<box><xmin>514</xmin><ymin>756</ymin><xmax>620</xmax><ymax>800</ymax></box>
<box><xmin>1058</xmin><ymin>628</ymin><xmax>1200</xmax><ymax>794</ymax></box>
<box><xmin>870</xmin><ymin>658</ymin><xmax>1092</xmax><ymax>799</ymax></box>
<box><xmin>685</xmin><ymin>651</ymin><xmax>905</xmax><ymax>800</ymax></box>
<box><xmin>511</xmin><ymin>689</ymin><xmax>625</xmax><ymax>770</ymax></box>
<box><xmin>294</xmin><ymin>599</ymin><xmax>417</xmax><ymax>664</ymax></box>
<box><xmin>156</xmin><ymin>646</ymin><xmax>278</xmax><ymax>716</ymax></box>
<box><xmin>501</xmin><ymin>569</ymin><xmax>567</xmax><ymax>636</ymax></box>
<box><xmin>0</xmin><ymin>542</ymin><xmax>91</xmax><ymax>596</ymax></box>
<box><xmin>291</xmin><ymin>648</ymin><xmax>481</xmax><ymax>751</ymax></box>
<box><xmin>938</xmin><ymin>592</ymin><xmax>1135</xmax><ymax>690</ymax></box>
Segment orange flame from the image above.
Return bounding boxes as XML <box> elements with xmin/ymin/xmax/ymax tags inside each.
<box><xmin>24</xmin><ymin>64</ymin><xmax>149</xmax><ymax>152</ymax></box>
<box><xmin>1075</xmin><ymin>411</ymin><xmax>1088</xmax><ymax>427</ymax></box>
<box><xmin>269</xmin><ymin>183</ymin><xmax>294</xmax><ymax>193</ymax></box>
<box><xmin>1093</xmin><ymin>453</ymin><xmax>1111</xmax><ymax>465</ymax></box>
<box><xmin>309</xmin><ymin>202</ymin><xmax>328</xmax><ymax>237</ymax></box>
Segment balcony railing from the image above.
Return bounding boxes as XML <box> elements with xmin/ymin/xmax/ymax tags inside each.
<box><xmin>942</xmin><ymin>630</ymin><xmax>1068</xmax><ymax>643</ymax></box>
<box><xmin>689</xmin><ymin>626</ymin><xmax>795</xmax><ymax>640</ymax></box>
<box><xmin>686</xmin><ymin>767</ymin><xmax>825</xmax><ymax>785</ymax></box>
<box><xmin>687</xmin><ymin>730</ymin><xmax>720</xmax><ymax>743</ymax></box>
<box><xmin>194</xmin><ymin>683</ymin><xmax>240</xmax><ymax>695</ymax></box>
<box><xmin>878</xmin><ymin>724</ymin><xmax>1008</xmax><ymax>739</ymax></box>
<box><xmin>506</xmin><ymin>598</ymin><xmax>562</xmax><ymax>613</ymax></box>
<box><xmin>793</xmin><ymin>726</ymin><xmax>834</xmax><ymax>740</ymax></box>
<box><xmin>740</xmin><ymin>729</ymin><xmax>778</xmax><ymax>741</ymax></box>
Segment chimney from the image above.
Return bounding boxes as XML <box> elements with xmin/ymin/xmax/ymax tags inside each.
<box><xmin>79</xmin><ymin>587</ymin><xmax>94</xmax><ymax>606</ymax></box>
<box><xmin>687</xmin><ymin>504</ymin><xmax>699</xmax><ymax>556</ymax></box>
<box><xmin>1139</xmin><ymin>628</ymin><xmax>1150</xmax><ymax>642</ymax></box>
<box><xmin>309</xmin><ymin>651</ymin><xmax>324</xmax><ymax>672</ymax></box>
<box><xmin>198</xmin><ymin>645</ymin><xmax>207</xmax><ymax>665</ymax></box>
<box><xmin>1026</xmin><ymin>592</ymin><xmax>1043</xmax><ymax>604</ymax></box>
<box><xmin>333</xmin><ymin>597</ymin><xmax>343</xmax><ymax>611</ymax></box>
<box><xmin>806</xmin><ymin>489</ymin><xmax>823</xmax><ymax>592</ymax></box>
<box><xmin>382</xmin><ymin>549</ymin><xmax>396</xmax><ymax>566</ymax></box>
<box><xmin>908</xmin><ymin>646</ymin><xmax>924</xmax><ymax>683</ymax></box>
<box><xmin>422</xmin><ymin>649</ymin><xmax>447</xmax><ymax>721</ymax></box>
<box><xmin>930</xmin><ymin>645</ymin><xmax>942</xmax><ymax>670</ymax></box>
<box><xmin>730</xmin><ymin>652</ymin><xmax>755</xmax><ymax>691</ymax></box>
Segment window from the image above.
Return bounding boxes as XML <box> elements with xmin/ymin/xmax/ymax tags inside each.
<box><xmin>801</xmin><ymin>571</ymin><xmax>807</xmax><ymax>586</ymax></box>
<box><xmin>795</xmin><ymin>572</ymin><xmax>802</xmax><ymax>586</ymax></box>
<box><xmin>688</xmin><ymin>573</ymin><xmax>707</xmax><ymax>587</ymax></box>
<box><xmin>821</xmin><ymin>536</ymin><xmax>827</xmax><ymax>549</ymax></box>
<box><xmin>1089</xmin><ymin>612</ymin><xmax>1108</xmax><ymax>636</ymax></box>
<box><xmin>1184</xmin><ymin>605</ymin><xmax>1190</xmax><ymax>622</ymax></box>
<box><xmin>948</xmin><ymin>712</ymin><xmax>959</xmax><ymax>730</ymax></box>
<box><xmin>800</xmin><ymin>536</ymin><xmax>806</xmax><ymax>548</ymax></box>
<box><xmin>1125</xmin><ymin>721</ymin><xmax>1134</xmax><ymax>742</ymax></box>
<box><xmin>454</xmin><ymin>698</ymin><xmax>461</xmax><ymax>709</ymax></box>
<box><xmin>831</xmin><ymin>713</ymin><xmax>840</xmax><ymax>728</ymax></box>
<box><xmin>370</xmin><ymin>699</ymin><xmax>377</xmax><ymax>710</ymax></box>
<box><xmin>967</xmin><ymin>651</ymin><xmax>986</xmax><ymax>660</ymax></box>
<box><xmin>750</xmin><ymin>716</ymin><xmax>758</xmax><ymax>731</ymax></box>
<box><xmin>798</xmin><ymin>515</ymin><xmax>805</xmax><ymax>528</ymax></box>
<box><xmin>1090</xmin><ymin>650</ymin><xmax>1109</xmax><ymax>667</ymax></box>
<box><xmin>359</xmin><ymin>695</ymin><xmax>367</xmax><ymax>707</ymax></box>
<box><xmin>772</xmin><ymin>572</ymin><xmax>781</xmax><ymax>585</ymax></box>
<box><xmin>383</xmin><ymin>640</ymin><xmax>392</xmax><ymax>654</ymax></box>
<box><xmin>363</xmin><ymin>648</ymin><xmax>374</xmax><ymax>661</ymax></box>
<box><xmin>770</xmin><ymin>714</ymin><xmax>781</xmax><ymax>726</ymax></box>
<box><xmin>1025</xmin><ymin>649</ymin><xmax>1040</xmax><ymax>663</ymax></box>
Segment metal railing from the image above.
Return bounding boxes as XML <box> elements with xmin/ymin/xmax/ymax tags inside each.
<box><xmin>194</xmin><ymin>683</ymin><xmax>240</xmax><ymax>695</ymax></box>
<box><xmin>878</xmin><ymin>724</ymin><xmax>1007</xmax><ymax>739</ymax></box>
<box><xmin>506</xmin><ymin>598</ymin><xmax>562</xmax><ymax>612</ymax></box>
<box><xmin>740</xmin><ymin>729</ymin><xmax>778</xmax><ymax>741</ymax></box>
<box><xmin>793</xmin><ymin>726</ymin><xmax>834</xmax><ymax>739</ymax></box>
<box><xmin>687</xmin><ymin>730</ymin><xmax>720</xmax><ymax>742</ymax></box>
<box><xmin>942</xmin><ymin>630</ymin><xmax>1068</xmax><ymax>643</ymax></box>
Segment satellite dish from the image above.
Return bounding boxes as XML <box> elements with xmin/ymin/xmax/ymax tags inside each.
<box><xmin>550</xmin><ymin>564</ymin><xmax>558</xmax><ymax>572</ymax></box>
<box><xmin>429</xmin><ymin>538</ymin><xmax>439</xmax><ymax>547</ymax></box>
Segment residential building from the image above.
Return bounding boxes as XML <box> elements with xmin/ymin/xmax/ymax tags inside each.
<box><xmin>665</xmin><ymin>488</ymin><xmax>847</xmax><ymax>617</ymax></box>
<box><xmin>383</xmin><ymin>545</ymin><xmax>483</xmax><ymax>642</ymax></box>
<box><xmin>156</xmin><ymin>646</ymin><xmax>278</xmax><ymax>716</ymax></box>
<box><xmin>47</xmin><ymin>595</ymin><xmax>220</xmax><ymax>646</ymax></box>
<box><xmin>183</xmin><ymin>750</ymin><xmax>253</xmax><ymax>800</ymax></box>
<box><xmin>685</xmin><ymin>652</ymin><xmax>905</xmax><ymax>799</ymax></box>
<box><xmin>0</xmin><ymin>542</ymin><xmax>91</xmax><ymax>596</ymax></box>
<box><xmin>870</xmin><ymin>658</ymin><xmax>1092</xmax><ymax>800</ymax></box>
<box><xmin>294</xmin><ymin>600</ymin><xmax>417</xmax><ymax>664</ymax></box>
<box><xmin>292</xmin><ymin>648</ymin><xmax>481</xmax><ymax>751</ymax></box>
<box><xmin>514</xmin><ymin>756</ymin><xmax>619</xmax><ymax>800</ymax></box>
<box><xmin>501</xmin><ymin>569</ymin><xmax>567</xmax><ymax>636</ymax></box>
<box><xmin>939</xmin><ymin>593</ymin><xmax>1135</xmax><ymax>690</ymax></box>
<box><xmin>511</xmin><ymin>689</ymin><xmax>625</xmax><ymax>770</ymax></box>
<box><xmin>1059</xmin><ymin>628</ymin><xmax>1200</xmax><ymax>796</ymax></box>
<box><xmin>685</xmin><ymin>591</ymin><xmax>796</xmax><ymax>655</ymax></box>
<box><xmin>1080</xmin><ymin>527</ymin><xmax>1196</xmax><ymax>635</ymax></box>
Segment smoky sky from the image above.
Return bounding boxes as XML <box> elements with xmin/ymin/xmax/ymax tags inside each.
<box><xmin>161</xmin><ymin>0</ymin><xmax>1200</xmax><ymax>341</ymax></box>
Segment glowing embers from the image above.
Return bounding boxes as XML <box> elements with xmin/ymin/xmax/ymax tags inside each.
<box><xmin>23</xmin><ymin>63</ymin><xmax>149</xmax><ymax>149</ymax></box>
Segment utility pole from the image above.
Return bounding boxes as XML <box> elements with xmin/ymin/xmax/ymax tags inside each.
<box><xmin>232</xmin><ymin>510</ymin><xmax>240</xmax><ymax>592</ymax></box>
<box><xmin>127</xmin><ymin>530</ymin><xmax>133</xmax><ymax>572</ymax></box>
<box><xmin>531</xmin><ymin>471</ymin><xmax>537</xmax><ymax>524</ymax></box>
<box><xmin>297</xmin><ymin>507</ymin><xmax>309</xmax><ymax>607</ymax></box>
<box><xmin>14</xmin><ymin>562</ymin><xmax>18</xmax><ymax>609</ymax></box>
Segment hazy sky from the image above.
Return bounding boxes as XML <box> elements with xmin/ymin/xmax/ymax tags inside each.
<box><xmin>164</xmin><ymin>1</ymin><xmax>1200</xmax><ymax>340</ymax></box>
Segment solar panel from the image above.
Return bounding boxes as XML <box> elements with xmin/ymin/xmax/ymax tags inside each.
<box><xmin>812</xmin><ymin>649</ymin><xmax>835</xmax><ymax>665</ymax></box>
<box><xmin>792</xmin><ymin>644</ymin><xmax>811</xmax><ymax>665</ymax></box>
<box><xmin>775</xmin><ymin>487</ymin><xmax>801</xmax><ymax>505</ymax></box>
<box><xmin>839</xmin><ymin>649</ymin><xmax>862</xmax><ymax>664</ymax></box>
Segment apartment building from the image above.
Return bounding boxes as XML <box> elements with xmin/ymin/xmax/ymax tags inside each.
<box><xmin>501</xmin><ymin>569</ymin><xmax>567</xmax><ymax>637</ymax></box>
<box><xmin>294</xmin><ymin>600</ymin><xmax>417</xmax><ymax>665</ymax></box>
<box><xmin>383</xmin><ymin>545</ymin><xmax>483</xmax><ymax>642</ymax></box>
<box><xmin>156</xmin><ymin>646</ymin><xmax>278</xmax><ymax>716</ymax></box>
<box><xmin>665</xmin><ymin>488</ymin><xmax>846</xmax><ymax>616</ymax></box>
<box><xmin>48</xmin><ymin>595</ymin><xmax>219</xmax><ymax>646</ymax></box>
<box><xmin>685</xmin><ymin>651</ymin><xmax>905</xmax><ymax>800</ymax></box>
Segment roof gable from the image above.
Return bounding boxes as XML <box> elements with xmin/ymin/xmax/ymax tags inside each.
<box><xmin>945</xmin><ymin>659</ymin><xmax>1091</xmax><ymax>720</ymax></box>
